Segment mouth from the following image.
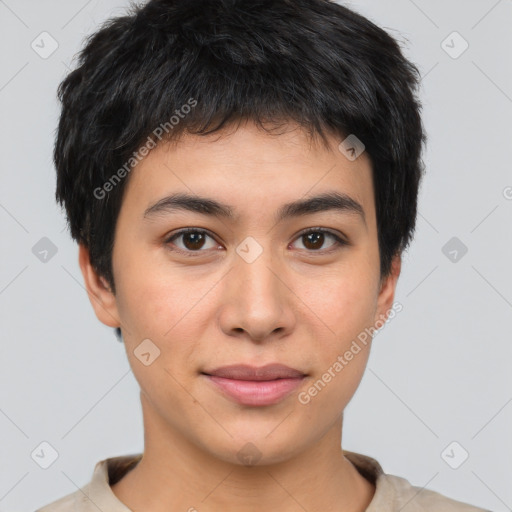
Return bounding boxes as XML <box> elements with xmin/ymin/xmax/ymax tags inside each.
<box><xmin>201</xmin><ymin>363</ymin><xmax>307</xmax><ymax>406</ymax></box>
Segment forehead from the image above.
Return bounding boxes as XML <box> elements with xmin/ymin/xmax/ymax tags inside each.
<box><xmin>120</xmin><ymin>122</ymin><xmax>375</xmax><ymax>223</ymax></box>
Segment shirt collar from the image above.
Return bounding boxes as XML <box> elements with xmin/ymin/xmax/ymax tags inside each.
<box><xmin>80</xmin><ymin>450</ymin><xmax>392</xmax><ymax>511</ymax></box>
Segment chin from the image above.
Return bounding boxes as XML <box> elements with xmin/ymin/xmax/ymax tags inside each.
<box><xmin>197</xmin><ymin>427</ymin><xmax>306</xmax><ymax>468</ymax></box>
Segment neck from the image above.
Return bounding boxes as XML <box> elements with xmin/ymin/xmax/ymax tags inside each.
<box><xmin>111</xmin><ymin>393</ymin><xmax>375</xmax><ymax>512</ymax></box>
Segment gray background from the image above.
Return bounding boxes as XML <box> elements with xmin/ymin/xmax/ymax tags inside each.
<box><xmin>1</xmin><ymin>1</ymin><xmax>511</xmax><ymax>511</ymax></box>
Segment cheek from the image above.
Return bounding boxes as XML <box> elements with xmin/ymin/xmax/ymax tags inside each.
<box><xmin>300</xmin><ymin>262</ymin><xmax>379</xmax><ymax>342</ymax></box>
<box><xmin>114</xmin><ymin>272</ymin><xmax>205</xmax><ymax>409</ymax></box>
<box><xmin>295</xmin><ymin>260</ymin><xmax>378</xmax><ymax>410</ymax></box>
<box><xmin>308</xmin><ymin>285</ymin><xmax>376</xmax><ymax>381</ymax></box>
<box><xmin>113</xmin><ymin>251</ymin><xmax>217</xmax><ymax>371</ymax></box>
<box><xmin>113</xmin><ymin>240</ymin><xmax>192</xmax><ymax>333</ymax></box>
<box><xmin>297</xmin><ymin>275</ymin><xmax>377</xmax><ymax>419</ymax></box>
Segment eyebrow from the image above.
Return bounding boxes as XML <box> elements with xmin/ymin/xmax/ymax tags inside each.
<box><xmin>143</xmin><ymin>191</ymin><xmax>366</xmax><ymax>225</ymax></box>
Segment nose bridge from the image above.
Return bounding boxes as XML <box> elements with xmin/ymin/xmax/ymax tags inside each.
<box><xmin>237</xmin><ymin>241</ymin><xmax>280</xmax><ymax>303</ymax></box>
<box><xmin>219</xmin><ymin>236</ymin><xmax>295</xmax><ymax>340</ymax></box>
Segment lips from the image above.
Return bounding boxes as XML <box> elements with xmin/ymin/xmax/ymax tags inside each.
<box><xmin>201</xmin><ymin>364</ymin><xmax>307</xmax><ymax>406</ymax></box>
<box><xmin>202</xmin><ymin>363</ymin><xmax>306</xmax><ymax>381</ymax></box>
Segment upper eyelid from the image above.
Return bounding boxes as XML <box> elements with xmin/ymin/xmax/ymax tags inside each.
<box><xmin>166</xmin><ymin>227</ymin><xmax>219</xmax><ymax>243</ymax></box>
<box><xmin>295</xmin><ymin>226</ymin><xmax>346</xmax><ymax>239</ymax></box>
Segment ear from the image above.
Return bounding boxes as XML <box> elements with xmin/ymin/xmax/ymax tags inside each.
<box><xmin>374</xmin><ymin>252</ymin><xmax>401</xmax><ymax>324</ymax></box>
<box><xmin>78</xmin><ymin>243</ymin><xmax>121</xmax><ymax>329</ymax></box>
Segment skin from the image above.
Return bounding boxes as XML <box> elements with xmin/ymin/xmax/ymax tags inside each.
<box><xmin>79</xmin><ymin>120</ymin><xmax>401</xmax><ymax>512</ymax></box>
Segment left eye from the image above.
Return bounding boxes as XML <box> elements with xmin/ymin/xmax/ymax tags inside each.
<box><xmin>291</xmin><ymin>228</ymin><xmax>346</xmax><ymax>251</ymax></box>
<box><xmin>165</xmin><ymin>228</ymin><xmax>346</xmax><ymax>255</ymax></box>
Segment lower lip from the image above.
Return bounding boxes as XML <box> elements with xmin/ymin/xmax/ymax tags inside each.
<box><xmin>204</xmin><ymin>375</ymin><xmax>305</xmax><ymax>406</ymax></box>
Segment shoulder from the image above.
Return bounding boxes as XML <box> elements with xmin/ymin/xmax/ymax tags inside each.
<box><xmin>34</xmin><ymin>484</ymin><xmax>96</xmax><ymax>512</ymax></box>
<box><xmin>378</xmin><ymin>473</ymin><xmax>492</xmax><ymax>512</ymax></box>
<box><xmin>343</xmin><ymin>450</ymin><xmax>491</xmax><ymax>512</ymax></box>
<box><xmin>34</xmin><ymin>454</ymin><xmax>141</xmax><ymax>512</ymax></box>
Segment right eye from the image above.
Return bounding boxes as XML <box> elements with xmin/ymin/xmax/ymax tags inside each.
<box><xmin>164</xmin><ymin>228</ymin><xmax>222</xmax><ymax>256</ymax></box>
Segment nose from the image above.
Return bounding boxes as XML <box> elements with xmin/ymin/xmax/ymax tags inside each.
<box><xmin>217</xmin><ymin>243</ymin><xmax>297</xmax><ymax>343</ymax></box>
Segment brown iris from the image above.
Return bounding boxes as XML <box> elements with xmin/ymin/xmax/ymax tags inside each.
<box><xmin>182</xmin><ymin>232</ymin><xmax>207</xmax><ymax>250</ymax></box>
<box><xmin>302</xmin><ymin>231</ymin><xmax>325</xmax><ymax>250</ymax></box>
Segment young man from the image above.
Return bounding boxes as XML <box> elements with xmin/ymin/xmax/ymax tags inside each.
<box><xmin>37</xmin><ymin>0</ymin><xmax>489</xmax><ymax>510</ymax></box>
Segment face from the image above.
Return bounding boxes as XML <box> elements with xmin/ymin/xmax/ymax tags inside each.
<box><xmin>80</xmin><ymin>121</ymin><xmax>400</xmax><ymax>466</ymax></box>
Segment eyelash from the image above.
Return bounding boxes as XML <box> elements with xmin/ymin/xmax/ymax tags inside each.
<box><xmin>164</xmin><ymin>227</ymin><xmax>348</xmax><ymax>257</ymax></box>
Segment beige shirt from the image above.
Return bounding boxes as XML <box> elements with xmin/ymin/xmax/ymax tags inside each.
<box><xmin>35</xmin><ymin>451</ymin><xmax>490</xmax><ymax>511</ymax></box>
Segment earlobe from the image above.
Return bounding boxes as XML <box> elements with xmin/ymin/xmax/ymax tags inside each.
<box><xmin>375</xmin><ymin>253</ymin><xmax>402</xmax><ymax>324</ymax></box>
<box><xmin>78</xmin><ymin>243</ymin><xmax>121</xmax><ymax>329</ymax></box>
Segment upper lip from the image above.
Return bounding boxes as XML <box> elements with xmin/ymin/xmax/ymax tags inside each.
<box><xmin>202</xmin><ymin>364</ymin><xmax>306</xmax><ymax>381</ymax></box>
